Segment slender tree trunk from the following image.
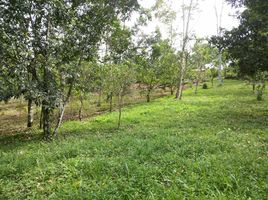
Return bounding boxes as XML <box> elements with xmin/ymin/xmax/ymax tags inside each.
<box><xmin>170</xmin><ymin>86</ymin><xmax>174</xmax><ymax>95</ymax></box>
<box><xmin>146</xmin><ymin>88</ymin><xmax>151</xmax><ymax>102</ymax></box>
<box><xmin>117</xmin><ymin>93</ymin><xmax>123</xmax><ymax>129</ymax></box>
<box><xmin>109</xmin><ymin>92</ymin><xmax>113</xmax><ymax>112</ymax></box>
<box><xmin>195</xmin><ymin>80</ymin><xmax>199</xmax><ymax>94</ymax></box>
<box><xmin>175</xmin><ymin>75</ymin><xmax>181</xmax><ymax>99</ymax></box>
<box><xmin>176</xmin><ymin>0</ymin><xmax>193</xmax><ymax>100</ymax></box>
<box><xmin>252</xmin><ymin>78</ymin><xmax>256</xmax><ymax>93</ymax></box>
<box><xmin>79</xmin><ymin>94</ymin><xmax>83</xmax><ymax>121</ymax></box>
<box><xmin>218</xmin><ymin>50</ymin><xmax>223</xmax><ymax>85</ymax></box>
<box><xmin>53</xmin><ymin>83</ymin><xmax>73</xmax><ymax>137</ymax></box>
<box><xmin>53</xmin><ymin>104</ymin><xmax>65</xmax><ymax>137</ymax></box>
<box><xmin>215</xmin><ymin>1</ymin><xmax>224</xmax><ymax>85</ymax></box>
<box><xmin>42</xmin><ymin>103</ymin><xmax>51</xmax><ymax>140</ymax></box>
<box><xmin>252</xmin><ymin>82</ymin><xmax>255</xmax><ymax>93</ymax></box>
<box><xmin>176</xmin><ymin>55</ymin><xmax>185</xmax><ymax>100</ymax></box>
<box><xmin>211</xmin><ymin>78</ymin><xmax>214</xmax><ymax>87</ymax></box>
<box><xmin>195</xmin><ymin>65</ymin><xmax>202</xmax><ymax>95</ymax></box>
<box><xmin>27</xmin><ymin>99</ymin><xmax>34</xmax><ymax>127</ymax></box>
<box><xmin>176</xmin><ymin>75</ymin><xmax>184</xmax><ymax>99</ymax></box>
<box><xmin>39</xmin><ymin>105</ymin><xmax>43</xmax><ymax>129</ymax></box>
<box><xmin>97</xmin><ymin>91</ymin><xmax>102</xmax><ymax>107</ymax></box>
<box><xmin>42</xmin><ymin>74</ymin><xmax>51</xmax><ymax>139</ymax></box>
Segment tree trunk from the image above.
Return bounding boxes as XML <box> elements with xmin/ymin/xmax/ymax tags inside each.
<box><xmin>117</xmin><ymin>93</ymin><xmax>123</xmax><ymax>129</ymax></box>
<box><xmin>109</xmin><ymin>92</ymin><xmax>113</xmax><ymax>112</ymax></box>
<box><xmin>79</xmin><ymin>94</ymin><xmax>83</xmax><ymax>121</ymax></box>
<box><xmin>53</xmin><ymin>83</ymin><xmax>73</xmax><ymax>137</ymax></box>
<box><xmin>146</xmin><ymin>89</ymin><xmax>151</xmax><ymax>103</ymax></box>
<box><xmin>211</xmin><ymin>78</ymin><xmax>214</xmax><ymax>87</ymax></box>
<box><xmin>195</xmin><ymin>80</ymin><xmax>199</xmax><ymax>94</ymax></box>
<box><xmin>42</xmin><ymin>103</ymin><xmax>51</xmax><ymax>140</ymax></box>
<box><xmin>176</xmin><ymin>70</ymin><xmax>184</xmax><ymax>100</ymax></box>
<box><xmin>97</xmin><ymin>91</ymin><xmax>102</xmax><ymax>107</ymax></box>
<box><xmin>39</xmin><ymin>105</ymin><xmax>43</xmax><ymax>129</ymax></box>
<box><xmin>170</xmin><ymin>86</ymin><xmax>174</xmax><ymax>95</ymax></box>
<box><xmin>176</xmin><ymin>0</ymin><xmax>193</xmax><ymax>100</ymax></box>
<box><xmin>176</xmin><ymin>79</ymin><xmax>183</xmax><ymax>99</ymax></box>
<box><xmin>195</xmin><ymin>65</ymin><xmax>202</xmax><ymax>95</ymax></box>
<box><xmin>176</xmin><ymin>51</ymin><xmax>187</xmax><ymax>100</ymax></box>
<box><xmin>252</xmin><ymin>80</ymin><xmax>256</xmax><ymax>93</ymax></box>
<box><xmin>53</xmin><ymin>104</ymin><xmax>65</xmax><ymax>137</ymax></box>
<box><xmin>27</xmin><ymin>99</ymin><xmax>34</xmax><ymax>127</ymax></box>
<box><xmin>218</xmin><ymin>50</ymin><xmax>223</xmax><ymax>85</ymax></box>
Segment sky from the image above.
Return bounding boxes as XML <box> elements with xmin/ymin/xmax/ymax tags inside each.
<box><xmin>133</xmin><ymin>0</ymin><xmax>242</xmax><ymax>41</ymax></box>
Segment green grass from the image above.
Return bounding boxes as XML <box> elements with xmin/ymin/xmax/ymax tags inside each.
<box><xmin>0</xmin><ymin>80</ymin><xmax>267</xmax><ymax>199</ymax></box>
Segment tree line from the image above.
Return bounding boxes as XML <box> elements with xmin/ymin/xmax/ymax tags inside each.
<box><xmin>1</xmin><ymin>0</ymin><xmax>266</xmax><ymax>139</ymax></box>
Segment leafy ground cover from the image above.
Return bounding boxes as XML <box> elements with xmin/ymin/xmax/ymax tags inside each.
<box><xmin>0</xmin><ymin>80</ymin><xmax>267</xmax><ymax>199</ymax></box>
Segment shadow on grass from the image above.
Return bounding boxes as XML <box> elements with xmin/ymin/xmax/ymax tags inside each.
<box><xmin>1</xmin><ymin>81</ymin><xmax>267</xmax><ymax>151</ymax></box>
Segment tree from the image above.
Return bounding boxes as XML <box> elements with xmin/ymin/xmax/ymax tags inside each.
<box><xmin>157</xmin><ymin>41</ymin><xmax>178</xmax><ymax>95</ymax></box>
<box><xmin>175</xmin><ymin>0</ymin><xmax>198</xmax><ymax>100</ymax></box>
<box><xmin>216</xmin><ymin>0</ymin><xmax>268</xmax><ymax>100</ymax></box>
<box><xmin>135</xmin><ymin>29</ymin><xmax>164</xmax><ymax>102</ymax></box>
<box><xmin>209</xmin><ymin>68</ymin><xmax>218</xmax><ymax>87</ymax></box>
<box><xmin>105</xmin><ymin>60</ymin><xmax>136</xmax><ymax>128</ymax></box>
<box><xmin>214</xmin><ymin>0</ymin><xmax>225</xmax><ymax>85</ymax></box>
<box><xmin>0</xmin><ymin>0</ymin><xmax>139</xmax><ymax>139</ymax></box>
<box><xmin>74</xmin><ymin>62</ymin><xmax>98</xmax><ymax>121</ymax></box>
<box><xmin>103</xmin><ymin>20</ymin><xmax>133</xmax><ymax>112</ymax></box>
<box><xmin>153</xmin><ymin>0</ymin><xmax>177</xmax><ymax>47</ymax></box>
<box><xmin>191</xmin><ymin>40</ymin><xmax>215</xmax><ymax>94</ymax></box>
<box><xmin>110</xmin><ymin>63</ymin><xmax>135</xmax><ymax>128</ymax></box>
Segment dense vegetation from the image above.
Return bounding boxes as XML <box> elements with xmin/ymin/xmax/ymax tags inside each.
<box><xmin>1</xmin><ymin>0</ymin><xmax>267</xmax><ymax>138</ymax></box>
<box><xmin>0</xmin><ymin>0</ymin><xmax>267</xmax><ymax>199</ymax></box>
<box><xmin>0</xmin><ymin>81</ymin><xmax>267</xmax><ymax>199</ymax></box>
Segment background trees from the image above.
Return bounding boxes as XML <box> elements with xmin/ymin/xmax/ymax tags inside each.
<box><xmin>1</xmin><ymin>0</ymin><xmax>267</xmax><ymax>138</ymax></box>
<box><xmin>0</xmin><ymin>0</ymin><xmax>139</xmax><ymax>138</ymax></box>
<box><xmin>214</xmin><ymin>0</ymin><xmax>268</xmax><ymax>100</ymax></box>
<box><xmin>135</xmin><ymin>29</ymin><xmax>164</xmax><ymax>102</ymax></box>
<box><xmin>191</xmin><ymin>40</ymin><xmax>216</xmax><ymax>94</ymax></box>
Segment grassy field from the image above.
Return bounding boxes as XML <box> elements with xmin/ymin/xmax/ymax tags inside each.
<box><xmin>0</xmin><ymin>80</ymin><xmax>267</xmax><ymax>199</ymax></box>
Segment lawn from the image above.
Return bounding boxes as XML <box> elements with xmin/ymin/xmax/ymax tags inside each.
<box><xmin>0</xmin><ymin>80</ymin><xmax>267</xmax><ymax>199</ymax></box>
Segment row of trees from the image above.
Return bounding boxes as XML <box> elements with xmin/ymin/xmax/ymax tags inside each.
<box><xmin>0</xmin><ymin>0</ymin><xmax>140</xmax><ymax>138</ymax></box>
<box><xmin>2</xmin><ymin>0</ymin><xmax>256</xmax><ymax>139</ymax></box>
<box><xmin>212</xmin><ymin>0</ymin><xmax>268</xmax><ymax>100</ymax></box>
<box><xmin>0</xmin><ymin>1</ymin><xmax>219</xmax><ymax>138</ymax></box>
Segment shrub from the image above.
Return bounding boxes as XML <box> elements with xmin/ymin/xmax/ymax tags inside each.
<box><xmin>202</xmin><ymin>83</ymin><xmax>208</xmax><ymax>89</ymax></box>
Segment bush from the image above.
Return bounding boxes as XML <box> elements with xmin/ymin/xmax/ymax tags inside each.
<box><xmin>202</xmin><ymin>83</ymin><xmax>208</xmax><ymax>89</ymax></box>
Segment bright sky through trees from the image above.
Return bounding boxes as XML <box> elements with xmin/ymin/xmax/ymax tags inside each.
<box><xmin>136</xmin><ymin>0</ymin><xmax>242</xmax><ymax>39</ymax></box>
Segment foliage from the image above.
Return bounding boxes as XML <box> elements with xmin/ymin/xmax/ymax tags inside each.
<box><xmin>214</xmin><ymin>0</ymin><xmax>268</xmax><ymax>77</ymax></box>
<box><xmin>191</xmin><ymin>40</ymin><xmax>217</xmax><ymax>80</ymax></box>
<box><xmin>208</xmin><ymin>68</ymin><xmax>218</xmax><ymax>86</ymax></box>
<box><xmin>0</xmin><ymin>0</ymin><xmax>139</xmax><ymax>137</ymax></box>
<box><xmin>202</xmin><ymin>83</ymin><xmax>208</xmax><ymax>89</ymax></box>
<box><xmin>134</xmin><ymin>29</ymin><xmax>164</xmax><ymax>102</ymax></box>
<box><xmin>157</xmin><ymin>40</ymin><xmax>178</xmax><ymax>92</ymax></box>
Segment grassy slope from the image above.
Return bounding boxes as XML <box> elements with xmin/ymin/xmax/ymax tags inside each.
<box><xmin>0</xmin><ymin>80</ymin><xmax>267</xmax><ymax>199</ymax></box>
